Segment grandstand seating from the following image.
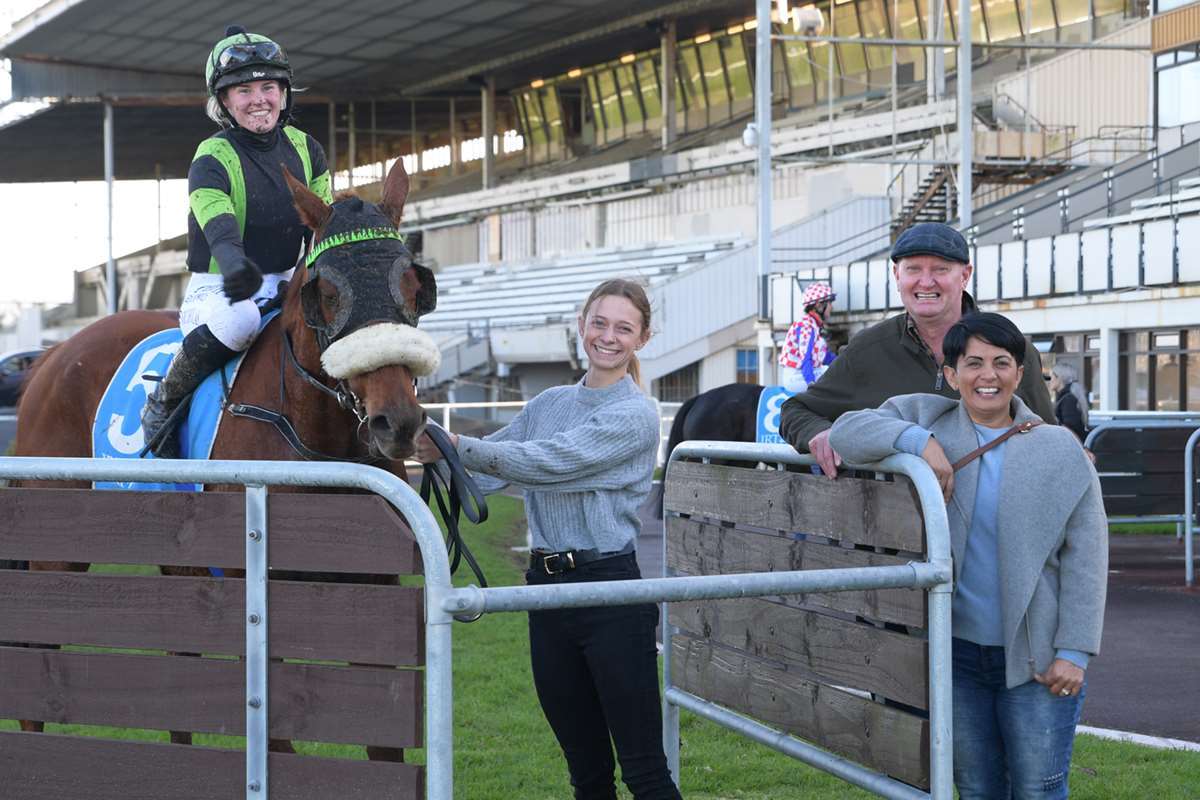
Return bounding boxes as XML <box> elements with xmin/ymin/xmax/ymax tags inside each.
<box><xmin>420</xmin><ymin>236</ymin><xmax>746</xmax><ymax>332</ymax></box>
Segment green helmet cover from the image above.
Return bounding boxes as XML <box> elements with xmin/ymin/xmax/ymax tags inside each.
<box><xmin>205</xmin><ymin>29</ymin><xmax>292</xmax><ymax>97</ymax></box>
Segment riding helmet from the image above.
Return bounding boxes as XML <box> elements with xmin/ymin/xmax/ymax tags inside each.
<box><xmin>205</xmin><ymin>26</ymin><xmax>294</xmax><ymax>127</ymax></box>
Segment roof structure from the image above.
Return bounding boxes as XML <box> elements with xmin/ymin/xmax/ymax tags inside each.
<box><xmin>0</xmin><ymin>0</ymin><xmax>748</xmax><ymax>182</ymax></box>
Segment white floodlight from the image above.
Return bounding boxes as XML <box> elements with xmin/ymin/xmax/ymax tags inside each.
<box><xmin>792</xmin><ymin>5</ymin><xmax>825</xmax><ymax>35</ymax></box>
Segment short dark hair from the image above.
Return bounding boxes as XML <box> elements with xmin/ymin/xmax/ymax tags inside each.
<box><xmin>942</xmin><ymin>312</ymin><xmax>1026</xmax><ymax>368</ymax></box>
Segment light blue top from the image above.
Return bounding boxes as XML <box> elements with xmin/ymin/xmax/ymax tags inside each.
<box><xmin>895</xmin><ymin>423</ymin><xmax>1090</xmax><ymax>670</ymax></box>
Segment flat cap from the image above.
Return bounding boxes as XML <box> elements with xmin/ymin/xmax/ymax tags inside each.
<box><xmin>890</xmin><ymin>222</ymin><xmax>970</xmax><ymax>264</ymax></box>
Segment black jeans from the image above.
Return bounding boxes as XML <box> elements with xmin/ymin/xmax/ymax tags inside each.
<box><xmin>526</xmin><ymin>552</ymin><xmax>682</xmax><ymax>800</ymax></box>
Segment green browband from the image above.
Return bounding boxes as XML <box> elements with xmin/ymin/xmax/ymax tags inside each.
<box><xmin>306</xmin><ymin>227</ymin><xmax>403</xmax><ymax>267</ymax></box>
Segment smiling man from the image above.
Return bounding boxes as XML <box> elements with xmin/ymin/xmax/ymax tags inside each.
<box><xmin>779</xmin><ymin>222</ymin><xmax>1054</xmax><ymax>476</ymax></box>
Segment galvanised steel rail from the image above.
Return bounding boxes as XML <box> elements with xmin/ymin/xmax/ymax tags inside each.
<box><xmin>1083</xmin><ymin>420</ymin><xmax>1200</xmax><ymax>586</ymax></box>
<box><xmin>658</xmin><ymin>442</ymin><xmax>955</xmax><ymax>800</ymax></box>
<box><xmin>1</xmin><ymin>450</ymin><xmax>955</xmax><ymax>798</ymax></box>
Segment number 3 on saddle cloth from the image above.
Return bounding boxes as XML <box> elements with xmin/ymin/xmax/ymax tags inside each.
<box><xmin>91</xmin><ymin>312</ymin><xmax>280</xmax><ymax>493</ymax></box>
<box><xmin>755</xmin><ymin>385</ymin><xmax>798</xmax><ymax>445</ymax></box>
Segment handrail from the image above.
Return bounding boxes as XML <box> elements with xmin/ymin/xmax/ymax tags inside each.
<box><xmin>1082</xmin><ymin>421</ymin><xmax>1200</xmax><ymax>587</ymax></box>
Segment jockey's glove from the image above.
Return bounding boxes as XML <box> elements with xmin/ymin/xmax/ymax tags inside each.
<box><xmin>223</xmin><ymin>257</ymin><xmax>264</xmax><ymax>303</ymax></box>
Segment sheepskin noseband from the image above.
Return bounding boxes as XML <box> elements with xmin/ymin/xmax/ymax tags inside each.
<box><xmin>321</xmin><ymin>322</ymin><xmax>442</xmax><ymax>379</ymax></box>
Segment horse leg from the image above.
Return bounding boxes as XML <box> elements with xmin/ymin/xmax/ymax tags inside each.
<box><xmin>17</xmin><ymin>559</ymin><xmax>90</xmax><ymax>734</ymax></box>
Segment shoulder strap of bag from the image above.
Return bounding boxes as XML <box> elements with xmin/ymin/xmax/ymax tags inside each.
<box><xmin>952</xmin><ymin>420</ymin><xmax>1042</xmax><ymax>472</ymax></box>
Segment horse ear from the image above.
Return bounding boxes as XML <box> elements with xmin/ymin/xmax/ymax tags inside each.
<box><xmin>379</xmin><ymin>158</ymin><xmax>410</xmax><ymax>228</ymax></box>
<box><xmin>282</xmin><ymin>163</ymin><xmax>333</xmax><ymax>230</ymax></box>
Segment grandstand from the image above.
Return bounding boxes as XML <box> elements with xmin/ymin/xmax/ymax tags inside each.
<box><xmin>4</xmin><ymin>0</ymin><xmax>1199</xmax><ymax>413</ymax></box>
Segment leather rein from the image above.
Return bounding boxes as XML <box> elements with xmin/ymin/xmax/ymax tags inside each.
<box><xmin>223</xmin><ymin>321</ymin><xmax>491</xmax><ymax>601</ymax></box>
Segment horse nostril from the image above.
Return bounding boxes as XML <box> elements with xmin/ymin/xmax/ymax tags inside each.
<box><xmin>369</xmin><ymin>414</ymin><xmax>396</xmax><ymax>441</ymax></box>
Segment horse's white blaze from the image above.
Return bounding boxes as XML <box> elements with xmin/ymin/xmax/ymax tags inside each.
<box><xmin>321</xmin><ymin>322</ymin><xmax>441</xmax><ymax>379</ymax></box>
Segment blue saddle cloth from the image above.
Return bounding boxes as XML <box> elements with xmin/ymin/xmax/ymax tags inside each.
<box><xmin>91</xmin><ymin>314</ymin><xmax>276</xmax><ymax>491</ymax></box>
<box><xmin>755</xmin><ymin>385</ymin><xmax>798</xmax><ymax>445</ymax></box>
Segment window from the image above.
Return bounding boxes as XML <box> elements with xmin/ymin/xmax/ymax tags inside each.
<box><xmin>654</xmin><ymin>361</ymin><xmax>700</xmax><ymax>403</ymax></box>
<box><xmin>698</xmin><ymin>40</ymin><xmax>730</xmax><ymax>113</ymax></box>
<box><xmin>614</xmin><ymin>63</ymin><xmax>645</xmax><ymax>132</ymax></box>
<box><xmin>985</xmin><ymin>0</ymin><xmax>1023</xmax><ymax>42</ymax></box>
<box><xmin>1041</xmin><ymin>332</ymin><xmax>1100</xmax><ymax>410</ymax></box>
<box><xmin>636</xmin><ymin>59</ymin><xmax>663</xmax><ymax>120</ymax></box>
<box><xmin>720</xmin><ymin>34</ymin><xmax>753</xmax><ymax>106</ymax></box>
<box><xmin>1157</xmin><ymin>59</ymin><xmax>1200</xmax><ymax>129</ymax></box>
<box><xmin>1119</xmin><ymin>328</ymin><xmax>1200</xmax><ymax>411</ymax></box>
<box><xmin>736</xmin><ymin>349</ymin><xmax>759</xmax><ymax>384</ymax></box>
<box><xmin>596</xmin><ymin>68</ymin><xmax>624</xmax><ymax>138</ymax></box>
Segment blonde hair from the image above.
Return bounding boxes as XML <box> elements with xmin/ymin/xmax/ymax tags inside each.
<box><xmin>581</xmin><ymin>278</ymin><xmax>652</xmax><ymax>386</ymax></box>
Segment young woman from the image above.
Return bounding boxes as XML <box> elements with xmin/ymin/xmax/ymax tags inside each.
<box><xmin>415</xmin><ymin>278</ymin><xmax>682</xmax><ymax>800</ymax></box>
<box><xmin>829</xmin><ymin>312</ymin><xmax>1107</xmax><ymax>800</ymax></box>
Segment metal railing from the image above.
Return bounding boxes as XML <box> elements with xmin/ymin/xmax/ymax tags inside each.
<box><xmin>1</xmin><ymin>445</ymin><xmax>954</xmax><ymax>799</ymax></box>
<box><xmin>1082</xmin><ymin>420</ymin><xmax>1200</xmax><ymax>586</ymax></box>
<box><xmin>660</xmin><ymin>441</ymin><xmax>955</xmax><ymax>800</ymax></box>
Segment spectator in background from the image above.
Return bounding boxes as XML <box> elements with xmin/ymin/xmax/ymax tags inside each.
<box><xmin>1049</xmin><ymin>362</ymin><xmax>1089</xmax><ymax>443</ymax></box>
<box><xmin>778</xmin><ymin>282</ymin><xmax>837</xmax><ymax>393</ymax></box>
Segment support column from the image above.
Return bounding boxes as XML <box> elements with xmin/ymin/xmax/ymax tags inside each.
<box><xmin>661</xmin><ymin>20</ymin><xmax>677</xmax><ymax>150</ymax></box>
<box><xmin>928</xmin><ymin>0</ymin><xmax>946</xmax><ymax>102</ymax></box>
<box><xmin>957</xmin><ymin>0</ymin><xmax>973</xmax><ymax>230</ymax></box>
<box><xmin>347</xmin><ymin>102</ymin><xmax>356</xmax><ymax>188</ymax></box>
<box><xmin>482</xmin><ymin>77</ymin><xmax>496</xmax><ymax>189</ymax></box>
<box><xmin>104</xmin><ymin>100</ymin><xmax>116</xmax><ymax>315</ymax></box>
<box><xmin>755</xmin><ymin>0</ymin><xmax>773</xmax><ymax>385</ymax></box>
<box><xmin>328</xmin><ymin>101</ymin><xmax>338</xmax><ymax>192</ymax></box>
<box><xmin>450</xmin><ymin>98</ymin><xmax>460</xmax><ymax>176</ymax></box>
<box><xmin>1098</xmin><ymin>327</ymin><xmax>1120</xmax><ymax>409</ymax></box>
<box><xmin>411</xmin><ymin>99</ymin><xmax>419</xmax><ymax>180</ymax></box>
<box><xmin>371</xmin><ymin>100</ymin><xmax>380</xmax><ymax>183</ymax></box>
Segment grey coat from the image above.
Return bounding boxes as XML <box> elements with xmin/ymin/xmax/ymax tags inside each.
<box><xmin>829</xmin><ymin>393</ymin><xmax>1108</xmax><ymax>688</ymax></box>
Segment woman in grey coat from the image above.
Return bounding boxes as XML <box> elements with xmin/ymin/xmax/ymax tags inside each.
<box><xmin>829</xmin><ymin>312</ymin><xmax>1107</xmax><ymax>800</ymax></box>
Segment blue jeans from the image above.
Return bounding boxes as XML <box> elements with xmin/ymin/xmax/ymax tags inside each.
<box><xmin>526</xmin><ymin>552</ymin><xmax>682</xmax><ymax>800</ymax></box>
<box><xmin>952</xmin><ymin>638</ymin><xmax>1085</xmax><ymax>800</ymax></box>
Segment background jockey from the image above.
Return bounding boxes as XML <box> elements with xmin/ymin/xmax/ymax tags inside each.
<box><xmin>777</xmin><ymin>281</ymin><xmax>837</xmax><ymax>393</ymax></box>
<box><xmin>141</xmin><ymin>25</ymin><xmax>332</xmax><ymax>458</ymax></box>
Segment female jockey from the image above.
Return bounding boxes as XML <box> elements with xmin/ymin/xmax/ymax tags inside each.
<box><xmin>142</xmin><ymin>25</ymin><xmax>332</xmax><ymax>457</ymax></box>
<box><xmin>778</xmin><ymin>282</ymin><xmax>836</xmax><ymax>393</ymax></box>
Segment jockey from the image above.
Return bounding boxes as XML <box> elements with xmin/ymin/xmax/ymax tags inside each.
<box><xmin>778</xmin><ymin>282</ymin><xmax>836</xmax><ymax>393</ymax></box>
<box><xmin>142</xmin><ymin>25</ymin><xmax>332</xmax><ymax>458</ymax></box>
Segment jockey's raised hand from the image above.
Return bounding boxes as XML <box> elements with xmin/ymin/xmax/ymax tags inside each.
<box><xmin>223</xmin><ymin>256</ymin><xmax>263</xmax><ymax>303</ymax></box>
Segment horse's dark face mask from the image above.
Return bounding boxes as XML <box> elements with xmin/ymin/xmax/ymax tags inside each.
<box><xmin>301</xmin><ymin>196</ymin><xmax>437</xmax><ymax>345</ymax></box>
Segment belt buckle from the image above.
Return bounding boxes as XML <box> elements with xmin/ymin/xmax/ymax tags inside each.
<box><xmin>542</xmin><ymin>551</ymin><xmax>575</xmax><ymax>575</ymax></box>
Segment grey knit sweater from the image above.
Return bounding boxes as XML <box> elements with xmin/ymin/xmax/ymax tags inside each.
<box><xmin>455</xmin><ymin>375</ymin><xmax>660</xmax><ymax>553</ymax></box>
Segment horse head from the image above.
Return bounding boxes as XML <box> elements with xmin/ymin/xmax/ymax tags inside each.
<box><xmin>282</xmin><ymin>159</ymin><xmax>437</xmax><ymax>460</ymax></box>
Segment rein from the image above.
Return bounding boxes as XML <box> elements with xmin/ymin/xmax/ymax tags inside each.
<box><xmin>224</xmin><ymin>329</ymin><xmax>380</xmax><ymax>464</ymax></box>
<box><xmin>225</xmin><ymin>321</ymin><xmax>492</xmax><ymax>600</ymax></box>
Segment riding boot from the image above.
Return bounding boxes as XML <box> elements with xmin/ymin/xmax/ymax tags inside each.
<box><xmin>141</xmin><ymin>325</ymin><xmax>238</xmax><ymax>458</ymax></box>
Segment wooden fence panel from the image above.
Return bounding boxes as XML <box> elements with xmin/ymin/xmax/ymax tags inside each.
<box><xmin>0</xmin><ymin>489</ymin><xmax>420</xmax><ymax>574</ymax></box>
<box><xmin>0</xmin><ymin>571</ymin><xmax>422</xmax><ymax>665</ymax></box>
<box><xmin>667</xmin><ymin>516</ymin><xmax>925</xmax><ymax>627</ymax></box>
<box><xmin>669</xmin><ymin>598</ymin><xmax>927</xmax><ymax>709</ymax></box>
<box><xmin>0</xmin><ymin>647</ymin><xmax>421</xmax><ymax>747</ymax></box>
<box><xmin>0</xmin><ymin>730</ymin><xmax>423</xmax><ymax>800</ymax></box>
<box><xmin>671</xmin><ymin>636</ymin><xmax>929</xmax><ymax>789</ymax></box>
<box><xmin>664</xmin><ymin>461</ymin><xmax>925</xmax><ymax>552</ymax></box>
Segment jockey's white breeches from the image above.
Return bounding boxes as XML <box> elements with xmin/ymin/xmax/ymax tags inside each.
<box><xmin>179</xmin><ymin>269</ymin><xmax>293</xmax><ymax>351</ymax></box>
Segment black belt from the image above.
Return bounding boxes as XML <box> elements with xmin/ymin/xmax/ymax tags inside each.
<box><xmin>530</xmin><ymin>542</ymin><xmax>635</xmax><ymax>575</ymax></box>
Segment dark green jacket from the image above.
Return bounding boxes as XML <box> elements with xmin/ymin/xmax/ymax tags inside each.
<box><xmin>779</xmin><ymin>300</ymin><xmax>1056</xmax><ymax>451</ymax></box>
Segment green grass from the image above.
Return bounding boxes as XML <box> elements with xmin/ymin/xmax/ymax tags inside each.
<box><xmin>4</xmin><ymin>495</ymin><xmax>1199</xmax><ymax>797</ymax></box>
<box><xmin>1109</xmin><ymin>523</ymin><xmax>1183</xmax><ymax>536</ymax></box>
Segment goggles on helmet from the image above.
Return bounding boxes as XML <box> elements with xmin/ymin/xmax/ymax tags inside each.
<box><xmin>216</xmin><ymin>41</ymin><xmax>287</xmax><ymax>71</ymax></box>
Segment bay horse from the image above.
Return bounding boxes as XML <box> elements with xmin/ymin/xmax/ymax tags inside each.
<box><xmin>11</xmin><ymin>157</ymin><xmax>435</xmax><ymax>760</ymax></box>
